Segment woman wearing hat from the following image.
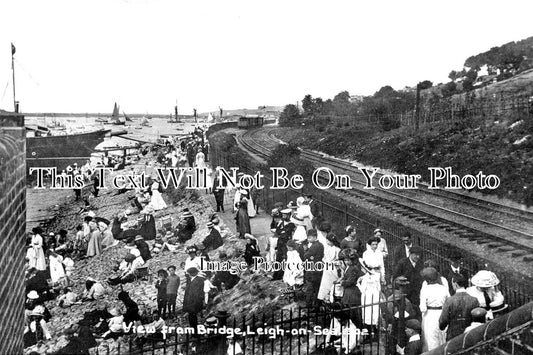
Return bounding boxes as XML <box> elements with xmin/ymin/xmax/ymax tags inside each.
<box><xmin>48</xmin><ymin>249</ymin><xmax>66</xmax><ymax>285</ymax></box>
<box><xmin>31</xmin><ymin>227</ymin><xmax>47</xmax><ymax>271</ymax></box>
<box><xmin>177</xmin><ymin>209</ymin><xmax>196</xmax><ymax>243</ymax></box>
<box><xmin>235</xmin><ymin>199</ymin><xmax>251</xmax><ymax>239</ymax></box>
<box><xmin>86</xmin><ymin>221</ymin><xmax>102</xmax><ymax>257</ymax></box>
<box><xmin>82</xmin><ymin>278</ymin><xmax>106</xmax><ymax>300</ymax></box>
<box><xmin>419</xmin><ymin>267</ymin><xmax>449</xmax><ymax>351</ymax></box>
<box><xmin>23</xmin><ymin>305</ymin><xmax>52</xmax><ymax>347</ymax></box>
<box><xmin>337</xmin><ymin>249</ymin><xmax>364</xmax><ymax>327</ymax></box>
<box><xmin>283</xmin><ymin>240</ymin><xmax>304</xmax><ymax>289</ymax></box>
<box><xmin>147</xmin><ymin>178</ymin><xmax>167</xmax><ymax>211</ymax></box>
<box><xmin>317</xmin><ymin>233</ymin><xmax>342</xmax><ymax>301</ymax></box>
<box><xmin>466</xmin><ymin>270</ymin><xmax>505</xmax><ymax>320</ymax></box>
<box><xmin>296</xmin><ymin>196</ymin><xmax>313</xmax><ymax>230</ymax></box>
<box><xmin>367</xmin><ymin>228</ymin><xmax>388</xmax><ymax>258</ymax></box>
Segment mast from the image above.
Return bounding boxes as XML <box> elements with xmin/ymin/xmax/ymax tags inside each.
<box><xmin>11</xmin><ymin>43</ymin><xmax>17</xmax><ymax>112</ymax></box>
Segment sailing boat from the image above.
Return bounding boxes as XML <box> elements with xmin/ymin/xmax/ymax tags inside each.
<box><xmin>108</xmin><ymin>102</ymin><xmax>126</xmax><ymax>125</ymax></box>
<box><xmin>168</xmin><ymin>105</ymin><xmax>180</xmax><ymax>123</ymax></box>
<box><xmin>123</xmin><ymin>111</ymin><xmax>133</xmax><ymax>122</ymax></box>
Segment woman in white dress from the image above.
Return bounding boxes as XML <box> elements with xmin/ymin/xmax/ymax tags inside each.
<box><xmin>296</xmin><ymin>196</ymin><xmax>313</xmax><ymax>230</ymax></box>
<box><xmin>31</xmin><ymin>228</ymin><xmax>47</xmax><ymax>271</ymax></box>
<box><xmin>360</xmin><ymin>236</ymin><xmax>385</xmax><ymax>329</ymax></box>
<box><xmin>290</xmin><ymin>215</ymin><xmax>308</xmax><ymax>243</ymax></box>
<box><xmin>283</xmin><ymin>240</ymin><xmax>304</xmax><ymax>288</ymax></box>
<box><xmin>148</xmin><ymin>179</ymin><xmax>167</xmax><ymax>211</ymax></box>
<box><xmin>317</xmin><ymin>233</ymin><xmax>341</xmax><ymax>301</ymax></box>
<box><xmin>362</xmin><ymin>236</ymin><xmax>386</xmax><ymax>284</ymax></box>
<box><xmin>48</xmin><ymin>250</ymin><xmax>66</xmax><ymax>285</ymax></box>
<box><xmin>195</xmin><ymin>151</ymin><xmax>206</xmax><ymax>169</ymax></box>
<box><xmin>420</xmin><ymin>267</ymin><xmax>449</xmax><ymax>351</ymax></box>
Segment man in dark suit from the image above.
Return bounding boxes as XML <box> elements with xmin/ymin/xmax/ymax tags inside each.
<box><xmin>442</xmin><ymin>253</ymin><xmax>470</xmax><ymax>296</ymax></box>
<box><xmin>272</xmin><ymin>209</ymin><xmax>296</xmax><ymax>280</ymax></box>
<box><xmin>439</xmin><ymin>274</ymin><xmax>479</xmax><ymax>340</ymax></box>
<box><xmin>392</xmin><ymin>233</ymin><xmax>413</xmax><ymax>266</ymax></box>
<box><xmin>302</xmin><ymin>229</ymin><xmax>324</xmax><ymax>306</ymax></box>
<box><xmin>404</xmin><ymin>319</ymin><xmax>423</xmax><ymax>355</ymax></box>
<box><xmin>139</xmin><ymin>209</ymin><xmax>156</xmax><ymax>240</ymax></box>
<box><xmin>212</xmin><ymin>167</ymin><xmax>226</xmax><ymax>212</ymax></box>
<box><xmin>393</xmin><ymin>246</ymin><xmax>424</xmax><ymax>306</ymax></box>
<box><xmin>182</xmin><ymin>267</ymin><xmax>205</xmax><ymax>334</ymax></box>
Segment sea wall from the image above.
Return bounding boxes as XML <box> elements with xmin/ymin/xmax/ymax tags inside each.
<box><xmin>0</xmin><ymin>111</ymin><xmax>26</xmax><ymax>354</ymax></box>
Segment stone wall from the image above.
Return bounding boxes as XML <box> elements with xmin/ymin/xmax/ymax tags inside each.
<box><xmin>0</xmin><ymin>110</ymin><xmax>26</xmax><ymax>354</ymax></box>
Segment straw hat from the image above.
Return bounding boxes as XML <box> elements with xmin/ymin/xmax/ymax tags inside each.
<box><xmin>490</xmin><ymin>299</ymin><xmax>508</xmax><ymax>313</ymax></box>
<box><xmin>27</xmin><ymin>291</ymin><xmax>39</xmax><ymax>300</ymax></box>
<box><xmin>207</xmin><ymin>221</ymin><xmax>214</xmax><ymax>228</ymax></box>
<box><xmin>87</xmin><ymin>211</ymin><xmax>96</xmax><ymax>218</ymax></box>
<box><xmin>280</xmin><ymin>208</ymin><xmax>292</xmax><ymax>215</ymax></box>
<box><xmin>134</xmin><ymin>235</ymin><xmax>144</xmax><ymax>241</ymax></box>
<box><xmin>471</xmin><ymin>270</ymin><xmax>500</xmax><ymax>287</ymax></box>
<box><xmin>182</xmin><ymin>211</ymin><xmax>193</xmax><ymax>218</ymax></box>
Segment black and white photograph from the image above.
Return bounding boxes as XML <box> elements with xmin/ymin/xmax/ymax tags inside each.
<box><xmin>1</xmin><ymin>1</ymin><xmax>532</xmax><ymax>354</ymax></box>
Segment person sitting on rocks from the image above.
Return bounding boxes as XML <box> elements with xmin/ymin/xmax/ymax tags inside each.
<box><xmin>58</xmin><ymin>288</ymin><xmax>80</xmax><ymax>308</ymax></box>
<box><xmin>82</xmin><ymin>278</ymin><xmax>106</xmax><ymax>300</ymax></box>
<box><xmin>243</xmin><ymin>234</ymin><xmax>260</xmax><ymax>268</ymax></box>
<box><xmin>152</xmin><ymin>234</ymin><xmax>164</xmax><ymax>254</ymax></box>
<box><xmin>212</xmin><ymin>252</ymin><xmax>240</xmax><ymax>292</ymax></box>
<box><xmin>134</xmin><ymin>235</ymin><xmax>152</xmax><ymax>261</ymax></box>
<box><xmin>203</xmin><ymin>221</ymin><xmax>224</xmax><ymax>252</ymax></box>
<box><xmin>109</xmin><ymin>250</ymin><xmax>145</xmax><ymax>285</ymax></box>
<box><xmin>101</xmin><ymin>308</ymin><xmax>124</xmax><ymax>339</ymax></box>
<box><xmin>135</xmin><ymin>310</ymin><xmax>166</xmax><ymax>348</ymax></box>
<box><xmin>23</xmin><ymin>305</ymin><xmax>52</xmax><ymax>347</ymax></box>
<box><xmin>177</xmin><ymin>208</ymin><xmax>196</xmax><ymax>243</ymax></box>
<box><xmin>118</xmin><ymin>290</ymin><xmax>141</xmax><ymax>326</ymax></box>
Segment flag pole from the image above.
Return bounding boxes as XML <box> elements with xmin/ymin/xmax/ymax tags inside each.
<box><xmin>11</xmin><ymin>43</ymin><xmax>17</xmax><ymax>112</ymax></box>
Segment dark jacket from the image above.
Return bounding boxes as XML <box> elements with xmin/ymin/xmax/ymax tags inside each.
<box><xmin>139</xmin><ymin>214</ymin><xmax>156</xmax><ymax>240</ymax></box>
<box><xmin>393</xmin><ymin>257</ymin><xmax>424</xmax><ymax>305</ymax></box>
<box><xmin>439</xmin><ymin>290</ymin><xmax>480</xmax><ymax>340</ymax></box>
<box><xmin>392</xmin><ymin>244</ymin><xmax>411</xmax><ymax>266</ymax></box>
<box><xmin>203</xmin><ymin>228</ymin><xmax>223</xmax><ymax>251</ymax></box>
<box><xmin>405</xmin><ymin>337</ymin><xmax>423</xmax><ymax>355</ymax></box>
<box><xmin>155</xmin><ymin>279</ymin><xmax>168</xmax><ymax>301</ymax></box>
<box><xmin>303</xmin><ymin>241</ymin><xmax>324</xmax><ymax>280</ymax></box>
<box><xmin>341</xmin><ymin>264</ymin><xmax>364</xmax><ymax>306</ymax></box>
<box><xmin>178</xmin><ymin>217</ymin><xmax>196</xmax><ymax>243</ymax></box>
<box><xmin>182</xmin><ymin>276</ymin><xmax>205</xmax><ymax>314</ymax></box>
<box><xmin>235</xmin><ymin>205</ymin><xmax>251</xmax><ymax>238</ymax></box>
<box><xmin>442</xmin><ymin>265</ymin><xmax>470</xmax><ymax>296</ymax></box>
<box><xmin>212</xmin><ymin>271</ymin><xmax>240</xmax><ymax>290</ymax></box>
<box><xmin>136</xmin><ymin>240</ymin><xmax>152</xmax><ymax>261</ymax></box>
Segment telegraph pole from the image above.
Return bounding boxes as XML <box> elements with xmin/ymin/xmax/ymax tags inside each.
<box><xmin>415</xmin><ymin>83</ymin><xmax>421</xmax><ymax>131</ymax></box>
<box><xmin>11</xmin><ymin>43</ymin><xmax>17</xmax><ymax>112</ymax></box>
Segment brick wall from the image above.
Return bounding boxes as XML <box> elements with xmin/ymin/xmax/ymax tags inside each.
<box><xmin>0</xmin><ymin>111</ymin><xmax>26</xmax><ymax>354</ymax></box>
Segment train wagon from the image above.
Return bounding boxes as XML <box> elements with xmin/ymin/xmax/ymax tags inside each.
<box><xmin>238</xmin><ymin>115</ymin><xmax>264</xmax><ymax>129</ymax></box>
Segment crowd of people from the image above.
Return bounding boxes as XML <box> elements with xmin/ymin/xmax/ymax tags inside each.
<box><xmin>24</xmin><ymin>124</ymin><xmax>511</xmax><ymax>355</ymax></box>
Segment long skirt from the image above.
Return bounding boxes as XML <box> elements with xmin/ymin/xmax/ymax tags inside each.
<box><xmin>317</xmin><ymin>268</ymin><xmax>339</xmax><ymax>301</ymax></box>
<box><xmin>149</xmin><ymin>191</ymin><xmax>167</xmax><ymax>210</ymax></box>
<box><xmin>422</xmin><ymin>309</ymin><xmax>447</xmax><ymax>351</ymax></box>
<box><xmin>87</xmin><ymin>233</ymin><xmax>102</xmax><ymax>257</ymax></box>
<box><xmin>247</xmin><ymin>198</ymin><xmax>256</xmax><ymax>218</ymax></box>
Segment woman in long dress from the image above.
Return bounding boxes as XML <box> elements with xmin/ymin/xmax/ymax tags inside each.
<box><xmin>148</xmin><ymin>180</ymin><xmax>167</xmax><ymax>211</ymax></box>
<box><xmin>195</xmin><ymin>151</ymin><xmax>206</xmax><ymax>169</ymax></box>
<box><xmin>49</xmin><ymin>251</ymin><xmax>66</xmax><ymax>285</ymax></box>
<box><xmin>296</xmin><ymin>196</ymin><xmax>313</xmax><ymax>230</ymax></box>
<box><xmin>317</xmin><ymin>233</ymin><xmax>341</xmax><ymax>301</ymax></box>
<box><xmin>31</xmin><ymin>228</ymin><xmax>47</xmax><ymax>271</ymax></box>
<box><xmin>358</xmin><ymin>267</ymin><xmax>382</xmax><ymax>330</ymax></box>
<box><xmin>86</xmin><ymin>221</ymin><xmax>102</xmax><ymax>257</ymax></box>
<box><xmin>420</xmin><ymin>267</ymin><xmax>449</xmax><ymax>351</ymax></box>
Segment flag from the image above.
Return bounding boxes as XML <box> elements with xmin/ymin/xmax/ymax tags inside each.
<box><xmin>11</xmin><ymin>43</ymin><xmax>16</xmax><ymax>55</ymax></box>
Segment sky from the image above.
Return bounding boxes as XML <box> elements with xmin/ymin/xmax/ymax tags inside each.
<box><xmin>0</xmin><ymin>0</ymin><xmax>532</xmax><ymax>114</ymax></box>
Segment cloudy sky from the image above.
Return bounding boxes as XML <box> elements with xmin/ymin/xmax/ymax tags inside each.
<box><xmin>0</xmin><ymin>0</ymin><xmax>532</xmax><ymax>114</ymax></box>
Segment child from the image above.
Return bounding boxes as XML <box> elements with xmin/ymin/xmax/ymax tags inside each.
<box><xmin>243</xmin><ymin>234</ymin><xmax>260</xmax><ymax>268</ymax></box>
<box><xmin>57</xmin><ymin>288</ymin><xmax>79</xmax><ymax>307</ymax></box>
<box><xmin>155</xmin><ymin>269</ymin><xmax>168</xmax><ymax>318</ymax></box>
<box><xmin>404</xmin><ymin>319</ymin><xmax>423</xmax><ymax>355</ymax></box>
<box><xmin>166</xmin><ymin>266</ymin><xmax>180</xmax><ymax>318</ymax></box>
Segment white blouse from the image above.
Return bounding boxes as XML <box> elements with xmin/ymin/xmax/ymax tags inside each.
<box><xmin>419</xmin><ymin>283</ymin><xmax>449</xmax><ymax>312</ymax></box>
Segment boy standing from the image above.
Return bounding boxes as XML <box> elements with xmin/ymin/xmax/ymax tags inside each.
<box><xmin>167</xmin><ymin>265</ymin><xmax>180</xmax><ymax>318</ymax></box>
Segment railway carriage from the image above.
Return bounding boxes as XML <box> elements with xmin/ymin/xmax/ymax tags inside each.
<box><xmin>238</xmin><ymin>115</ymin><xmax>264</xmax><ymax>129</ymax></box>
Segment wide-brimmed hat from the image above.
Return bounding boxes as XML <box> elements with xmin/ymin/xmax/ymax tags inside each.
<box><xmin>205</xmin><ymin>316</ymin><xmax>218</xmax><ymax>326</ymax></box>
<box><xmin>165</xmin><ymin>231</ymin><xmax>174</xmax><ymax>237</ymax></box>
<box><xmin>30</xmin><ymin>305</ymin><xmax>45</xmax><ymax>316</ymax></box>
<box><xmin>27</xmin><ymin>291</ymin><xmax>39</xmax><ymax>300</ymax></box>
<box><xmin>394</xmin><ymin>276</ymin><xmax>410</xmax><ymax>286</ymax></box>
<box><xmin>182</xmin><ymin>211</ymin><xmax>193</xmax><ymax>218</ymax></box>
<box><xmin>471</xmin><ymin>270</ymin><xmax>500</xmax><ymax>287</ymax></box>
<box><xmin>207</xmin><ymin>221</ymin><xmax>214</xmax><ymax>228</ymax></box>
<box><xmin>134</xmin><ymin>235</ymin><xmax>144</xmax><ymax>241</ymax></box>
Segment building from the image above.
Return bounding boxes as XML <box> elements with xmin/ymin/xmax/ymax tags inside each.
<box><xmin>0</xmin><ymin>110</ymin><xmax>26</xmax><ymax>355</ymax></box>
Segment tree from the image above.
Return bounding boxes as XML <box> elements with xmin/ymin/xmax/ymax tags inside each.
<box><xmin>333</xmin><ymin>91</ymin><xmax>352</xmax><ymax>116</ymax></box>
<box><xmin>448</xmin><ymin>70</ymin><xmax>458</xmax><ymax>82</ymax></box>
<box><xmin>279</xmin><ymin>104</ymin><xmax>300</xmax><ymax>126</ymax></box>
<box><xmin>314</xmin><ymin>97</ymin><xmax>324</xmax><ymax>115</ymax></box>
<box><xmin>441</xmin><ymin>82</ymin><xmax>457</xmax><ymax>97</ymax></box>
<box><xmin>418</xmin><ymin>80</ymin><xmax>433</xmax><ymax>90</ymax></box>
<box><xmin>302</xmin><ymin>94</ymin><xmax>314</xmax><ymax>116</ymax></box>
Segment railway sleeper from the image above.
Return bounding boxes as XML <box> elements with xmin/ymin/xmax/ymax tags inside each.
<box><xmin>511</xmin><ymin>251</ymin><xmax>529</xmax><ymax>257</ymax></box>
<box><xmin>487</xmin><ymin>243</ymin><xmax>505</xmax><ymax>249</ymax></box>
<box><xmin>496</xmin><ymin>246</ymin><xmax>516</xmax><ymax>252</ymax></box>
<box><xmin>476</xmin><ymin>239</ymin><xmax>492</xmax><ymax>244</ymax></box>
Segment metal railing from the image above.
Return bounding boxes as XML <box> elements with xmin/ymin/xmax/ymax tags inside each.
<box><xmin>210</xmin><ymin>149</ymin><xmax>533</xmax><ymax>311</ymax></box>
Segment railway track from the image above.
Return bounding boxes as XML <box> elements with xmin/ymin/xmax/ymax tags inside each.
<box><xmin>237</xmin><ymin>127</ymin><xmax>533</xmax><ymax>261</ymax></box>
